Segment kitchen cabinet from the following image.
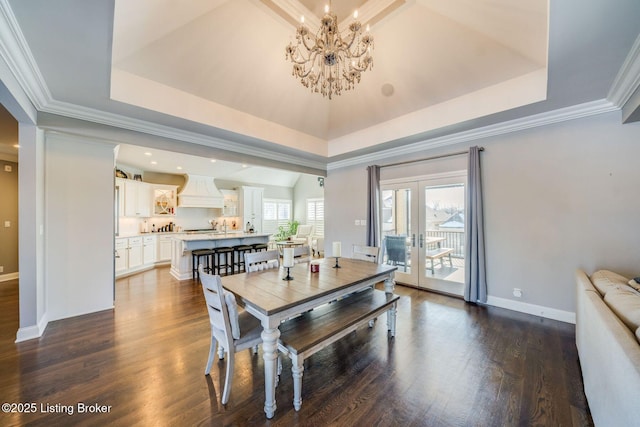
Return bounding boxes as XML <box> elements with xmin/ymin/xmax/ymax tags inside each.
<box><xmin>221</xmin><ymin>189</ymin><xmax>238</xmax><ymax>217</ymax></box>
<box><xmin>157</xmin><ymin>235</ymin><xmax>173</xmax><ymax>262</ymax></box>
<box><xmin>153</xmin><ymin>185</ymin><xmax>177</xmax><ymax>216</ymax></box>
<box><xmin>124</xmin><ymin>180</ymin><xmax>151</xmax><ymax>217</ymax></box>
<box><xmin>143</xmin><ymin>235</ymin><xmax>156</xmax><ymax>265</ymax></box>
<box><xmin>115</xmin><ymin>236</ymin><xmax>143</xmax><ymax>275</ymax></box>
<box><xmin>128</xmin><ymin>236</ymin><xmax>144</xmax><ymax>270</ymax></box>
<box><xmin>116</xmin><ymin>234</ymin><xmax>170</xmax><ymax>277</ymax></box>
<box><xmin>115</xmin><ymin>238</ymin><xmax>128</xmax><ymax>273</ymax></box>
<box><xmin>240</xmin><ymin>186</ymin><xmax>263</xmax><ymax>233</ymax></box>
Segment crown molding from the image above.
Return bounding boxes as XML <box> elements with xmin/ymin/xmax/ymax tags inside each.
<box><xmin>607</xmin><ymin>33</ymin><xmax>640</xmax><ymax>108</ymax></box>
<box><xmin>0</xmin><ymin>0</ymin><xmax>51</xmax><ymax>110</ymax></box>
<box><xmin>41</xmin><ymin>99</ymin><xmax>327</xmax><ymax>171</ymax></box>
<box><xmin>327</xmin><ymin>99</ymin><xmax>618</xmax><ymax>170</ymax></box>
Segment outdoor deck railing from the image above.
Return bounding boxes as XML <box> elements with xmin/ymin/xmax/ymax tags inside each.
<box><xmin>426</xmin><ymin>229</ymin><xmax>465</xmax><ymax>258</ymax></box>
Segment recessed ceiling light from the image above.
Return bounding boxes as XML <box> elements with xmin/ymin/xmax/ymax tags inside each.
<box><xmin>242</xmin><ymin>164</ymin><xmax>248</xmax><ymax>168</ymax></box>
<box><xmin>13</xmin><ymin>144</ymin><xmax>20</xmax><ymax>148</ymax></box>
<box><xmin>144</xmin><ymin>152</ymin><xmax>152</xmax><ymax>156</ymax></box>
<box><xmin>210</xmin><ymin>159</ymin><xmax>217</xmax><ymax>163</ymax></box>
<box><xmin>150</xmin><ymin>161</ymin><xmax>157</xmax><ymax>165</ymax></box>
<box><xmin>176</xmin><ymin>166</ymin><xmax>183</xmax><ymax>170</ymax></box>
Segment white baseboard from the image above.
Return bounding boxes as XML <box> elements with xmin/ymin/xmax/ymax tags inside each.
<box><xmin>486</xmin><ymin>296</ymin><xmax>576</xmax><ymax>324</ymax></box>
<box><xmin>0</xmin><ymin>272</ymin><xmax>19</xmax><ymax>282</ymax></box>
<box><xmin>15</xmin><ymin>312</ymin><xmax>49</xmax><ymax>343</ymax></box>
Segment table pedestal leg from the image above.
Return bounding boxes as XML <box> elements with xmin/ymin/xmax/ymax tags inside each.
<box><xmin>262</xmin><ymin>327</ymin><xmax>280</xmax><ymax>419</ymax></box>
<box><xmin>384</xmin><ymin>273</ymin><xmax>395</xmax><ymax>294</ymax></box>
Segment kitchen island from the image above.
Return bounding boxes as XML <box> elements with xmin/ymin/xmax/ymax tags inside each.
<box><xmin>170</xmin><ymin>232</ymin><xmax>270</xmax><ymax>280</ymax></box>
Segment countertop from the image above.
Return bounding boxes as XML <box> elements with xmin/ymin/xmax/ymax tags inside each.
<box><xmin>117</xmin><ymin>231</ymin><xmax>270</xmax><ymax>241</ymax></box>
<box><xmin>176</xmin><ymin>232</ymin><xmax>271</xmax><ymax>242</ymax></box>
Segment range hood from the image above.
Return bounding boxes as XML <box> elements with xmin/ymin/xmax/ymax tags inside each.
<box><xmin>178</xmin><ymin>174</ymin><xmax>224</xmax><ymax>208</ymax></box>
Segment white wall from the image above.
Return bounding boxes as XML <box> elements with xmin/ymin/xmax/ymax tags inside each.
<box><xmin>17</xmin><ymin>124</ymin><xmax>45</xmax><ymax>341</ymax></box>
<box><xmin>326</xmin><ymin>111</ymin><xmax>640</xmax><ymax>317</ymax></box>
<box><xmin>44</xmin><ymin>133</ymin><xmax>116</xmax><ymax>321</ymax></box>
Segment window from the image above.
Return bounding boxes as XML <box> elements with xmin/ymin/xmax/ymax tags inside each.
<box><xmin>306</xmin><ymin>198</ymin><xmax>324</xmax><ymax>236</ymax></box>
<box><xmin>263</xmin><ymin>199</ymin><xmax>292</xmax><ymax>234</ymax></box>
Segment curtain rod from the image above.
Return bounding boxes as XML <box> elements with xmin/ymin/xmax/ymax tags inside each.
<box><xmin>380</xmin><ymin>147</ymin><xmax>484</xmax><ymax>169</ymax></box>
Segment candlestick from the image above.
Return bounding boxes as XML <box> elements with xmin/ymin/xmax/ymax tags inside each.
<box><xmin>333</xmin><ymin>256</ymin><xmax>341</xmax><ymax>268</ymax></box>
<box><xmin>283</xmin><ymin>266</ymin><xmax>294</xmax><ymax>281</ymax></box>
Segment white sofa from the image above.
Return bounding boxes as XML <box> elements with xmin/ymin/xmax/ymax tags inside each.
<box><xmin>575</xmin><ymin>269</ymin><xmax>640</xmax><ymax>427</ymax></box>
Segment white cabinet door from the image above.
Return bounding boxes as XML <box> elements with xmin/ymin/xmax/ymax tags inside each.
<box><xmin>143</xmin><ymin>236</ymin><xmax>156</xmax><ymax>265</ymax></box>
<box><xmin>124</xmin><ymin>180</ymin><xmax>151</xmax><ymax>217</ymax></box>
<box><xmin>124</xmin><ymin>180</ymin><xmax>138</xmax><ymax>217</ymax></box>
<box><xmin>157</xmin><ymin>236</ymin><xmax>172</xmax><ymax>262</ymax></box>
<box><xmin>115</xmin><ymin>238</ymin><xmax>128</xmax><ymax>273</ymax></box>
<box><xmin>128</xmin><ymin>237</ymin><xmax>143</xmax><ymax>269</ymax></box>
<box><xmin>137</xmin><ymin>182</ymin><xmax>151</xmax><ymax>217</ymax></box>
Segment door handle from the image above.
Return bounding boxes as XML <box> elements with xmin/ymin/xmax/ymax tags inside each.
<box><xmin>419</xmin><ymin>234</ymin><xmax>424</xmax><ymax>248</ymax></box>
<box><xmin>411</xmin><ymin>234</ymin><xmax>416</xmax><ymax>247</ymax></box>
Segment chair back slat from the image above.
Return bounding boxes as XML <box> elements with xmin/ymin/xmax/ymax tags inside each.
<box><xmin>199</xmin><ymin>265</ymin><xmax>235</xmax><ymax>344</ymax></box>
<box><xmin>245</xmin><ymin>250</ymin><xmax>280</xmax><ymax>272</ymax></box>
<box><xmin>352</xmin><ymin>245</ymin><xmax>380</xmax><ymax>263</ymax></box>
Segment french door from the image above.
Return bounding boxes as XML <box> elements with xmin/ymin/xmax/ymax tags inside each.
<box><xmin>381</xmin><ymin>172</ymin><xmax>466</xmax><ymax>296</ymax></box>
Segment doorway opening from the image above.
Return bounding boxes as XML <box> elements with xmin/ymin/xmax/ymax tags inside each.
<box><xmin>381</xmin><ymin>171</ymin><xmax>466</xmax><ymax>296</ymax></box>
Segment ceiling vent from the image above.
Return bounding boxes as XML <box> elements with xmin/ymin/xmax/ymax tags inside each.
<box><xmin>178</xmin><ymin>174</ymin><xmax>223</xmax><ymax>208</ymax></box>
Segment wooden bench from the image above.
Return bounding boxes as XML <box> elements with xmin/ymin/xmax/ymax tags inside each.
<box><xmin>278</xmin><ymin>288</ymin><xmax>400</xmax><ymax>411</ymax></box>
<box><xmin>425</xmin><ymin>247</ymin><xmax>454</xmax><ymax>274</ymax></box>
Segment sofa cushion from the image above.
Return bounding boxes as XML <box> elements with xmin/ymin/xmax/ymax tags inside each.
<box><xmin>604</xmin><ymin>287</ymin><xmax>640</xmax><ymax>331</ymax></box>
<box><xmin>590</xmin><ymin>270</ymin><xmax>630</xmax><ymax>296</ymax></box>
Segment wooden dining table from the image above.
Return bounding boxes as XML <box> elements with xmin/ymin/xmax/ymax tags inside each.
<box><xmin>221</xmin><ymin>257</ymin><xmax>397</xmax><ymax>418</ymax></box>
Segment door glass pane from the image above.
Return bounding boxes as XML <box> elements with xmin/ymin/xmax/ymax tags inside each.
<box><xmin>424</xmin><ymin>184</ymin><xmax>465</xmax><ymax>284</ymax></box>
<box><xmin>382</xmin><ymin>188</ymin><xmax>411</xmax><ymax>274</ymax></box>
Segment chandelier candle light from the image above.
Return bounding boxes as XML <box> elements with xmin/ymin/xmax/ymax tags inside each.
<box><xmin>285</xmin><ymin>3</ymin><xmax>374</xmax><ymax>99</ymax></box>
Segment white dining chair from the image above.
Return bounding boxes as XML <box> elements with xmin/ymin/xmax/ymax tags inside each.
<box><xmin>352</xmin><ymin>245</ymin><xmax>381</xmax><ymax>263</ymax></box>
<box><xmin>199</xmin><ymin>266</ymin><xmax>263</xmax><ymax>404</ymax></box>
<box><xmin>245</xmin><ymin>249</ymin><xmax>280</xmax><ymax>272</ymax></box>
<box><xmin>293</xmin><ymin>245</ymin><xmax>312</xmax><ymax>263</ymax></box>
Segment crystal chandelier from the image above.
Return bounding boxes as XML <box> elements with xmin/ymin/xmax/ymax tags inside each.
<box><xmin>285</xmin><ymin>4</ymin><xmax>374</xmax><ymax>99</ymax></box>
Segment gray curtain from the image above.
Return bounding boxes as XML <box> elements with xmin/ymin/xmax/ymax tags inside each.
<box><xmin>464</xmin><ymin>146</ymin><xmax>487</xmax><ymax>303</ymax></box>
<box><xmin>366</xmin><ymin>165</ymin><xmax>381</xmax><ymax>248</ymax></box>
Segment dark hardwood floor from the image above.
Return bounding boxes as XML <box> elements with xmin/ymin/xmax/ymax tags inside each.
<box><xmin>0</xmin><ymin>269</ymin><xmax>592</xmax><ymax>426</ymax></box>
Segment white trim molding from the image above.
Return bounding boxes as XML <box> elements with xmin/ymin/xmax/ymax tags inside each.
<box><xmin>607</xmin><ymin>33</ymin><xmax>640</xmax><ymax>108</ymax></box>
<box><xmin>0</xmin><ymin>0</ymin><xmax>51</xmax><ymax>109</ymax></box>
<box><xmin>486</xmin><ymin>296</ymin><xmax>576</xmax><ymax>324</ymax></box>
<box><xmin>15</xmin><ymin>312</ymin><xmax>48</xmax><ymax>343</ymax></box>
<box><xmin>328</xmin><ymin>99</ymin><xmax>618</xmax><ymax>170</ymax></box>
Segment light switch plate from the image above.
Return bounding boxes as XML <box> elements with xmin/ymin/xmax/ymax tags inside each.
<box><xmin>3</xmin><ymin>221</ymin><xmax>10</xmax><ymax>228</ymax></box>
<box><xmin>4</xmin><ymin>165</ymin><xmax>11</xmax><ymax>172</ymax></box>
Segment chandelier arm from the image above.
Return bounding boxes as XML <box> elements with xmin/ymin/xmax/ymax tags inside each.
<box><xmin>300</xmin><ymin>33</ymin><xmax>317</xmax><ymax>53</ymax></box>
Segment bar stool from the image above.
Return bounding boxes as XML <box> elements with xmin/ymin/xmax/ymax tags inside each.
<box><xmin>232</xmin><ymin>244</ymin><xmax>253</xmax><ymax>273</ymax></box>
<box><xmin>192</xmin><ymin>248</ymin><xmax>214</xmax><ymax>280</ymax></box>
<box><xmin>214</xmin><ymin>247</ymin><xmax>234</xmax><ymax>276</ymax></box>
<box><xmin>252</xmin><ymin>243</ymin><xmax>268</xmax><ymax>252</ymax></box>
